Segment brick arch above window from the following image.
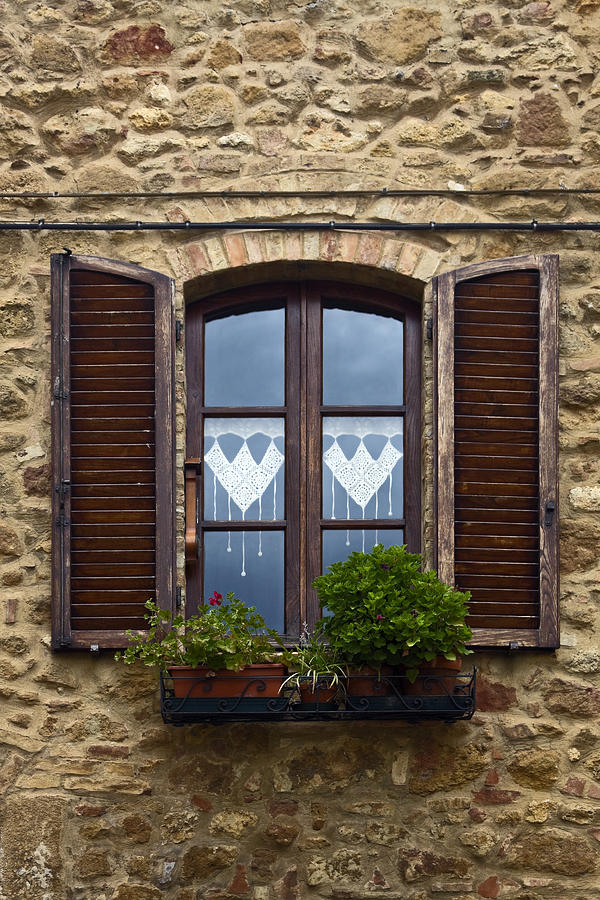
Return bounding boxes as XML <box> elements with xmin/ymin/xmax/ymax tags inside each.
<box><xmin>167</xmin><ymin>230</ymin><xmax>447</xmax><ymax>301</ymax></box>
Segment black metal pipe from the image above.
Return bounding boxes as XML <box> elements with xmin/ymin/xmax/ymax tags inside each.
<box><xmin>1</xmin><ymin>187</ymin><xmax>600</xmax><ymax>199</ymax></box>
<box><xmin>3</xmin><ymin>219</ymin><xmax>600</xmax><ymax>232</ymax></box>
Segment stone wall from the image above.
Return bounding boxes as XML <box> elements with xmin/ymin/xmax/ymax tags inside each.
<box><xmin>1</xmin><ymin>1</ymin><xmax>600</xmax><ymax>898</ymax></box>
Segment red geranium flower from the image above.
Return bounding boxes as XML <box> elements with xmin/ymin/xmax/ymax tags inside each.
<box><xmin>209</xmin><ymin>590</ymin><xmax>223</xmax><ymax>606</ymax></box>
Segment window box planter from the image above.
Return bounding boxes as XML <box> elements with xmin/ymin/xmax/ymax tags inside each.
<box><xmin>402</xmin><ymin>656</ymin><xmax>463</xmax><ymax>696</ymax></box>
<box><xmin>160</xmin><ymin>668</ymin><xmax>476</xmax><ymax>723</ymax></box>
<box><xmin>345</xmin><ymin>665</ymin><xmax>396</xmax><ymax>709</ymax></box>
<box><xmin>166</xmin><ymin>663</ymin><xmax>288</xmax><ymax>712</ymax></box>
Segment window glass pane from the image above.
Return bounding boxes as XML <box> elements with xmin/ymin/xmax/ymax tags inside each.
<box><xmin>204</xmin><ymin>418</ymin><xmax>284</xmax><ymax>521</ymax></box>
<box><xmin>323</xmin><ymin>307</ymin><xmax>403</xmax><ymax>405</ymax></box>
<box><xmin>205</xmin><ymin>307</ymin><xmax>284</xmax><ymax>406</ymax></box>
<box><xmin>204</xmin><ymin>531</ymin><xmax>284</xmax><ymax>633</ymax></box>
<box><xmin>322</xmin><ymin>529</ymin><xmax>405</xmax><ymax>573</ymax></box>
<box><xmin>322</xmin><ymin>417</ymin><xmax>403</xmax><ymax>520</ymax></box>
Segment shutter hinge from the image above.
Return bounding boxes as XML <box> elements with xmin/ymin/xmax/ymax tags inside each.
<box><xmin>426</xmin><ymin>317</ymin><xmax>433</xmax><ymax>341</ymax></box>
<box><xmin>56</xmin><ymin>479</ymin><xmax>70</xmax><ymax>499</ymax></box>
<box><xmin>56</xmin><ymin>513</ymin><xmax>70</xmax><ymax>528</ymax></box>
<box><xmin>176</xmin><ymin>320</ymin><xmax>183</xmax><ymax>343</ymax></box>
<box><xmin>176</xmin><ymin>585</ymin><xmax>182</xmax><ymax>610</ymax></box>
<box><xmin>544</xmin><ymin>500</ymin><xmax>556</xmax><ymax>527</ymax></box>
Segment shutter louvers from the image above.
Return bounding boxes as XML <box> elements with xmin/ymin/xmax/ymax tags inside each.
<box><xmin>51</xmin><ymin>255</ymin><xmax>175</xmax><ymax>650</ymax></box>
<box><xmin>434</xmin><ymin>256</ymin><xmax>559</xmax><ymax>649</ymax></box>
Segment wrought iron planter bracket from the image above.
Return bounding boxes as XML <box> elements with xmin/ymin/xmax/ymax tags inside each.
<box><xmin>159</xmin><ymin>669</ymin><xmax>477</xmax><ymax>725</ymax></box>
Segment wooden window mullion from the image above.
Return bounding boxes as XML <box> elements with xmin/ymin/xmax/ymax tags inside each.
<box><xmin>304</xmin><ymin>283</ymin><xmax>323</xmax><ymax>627</ymax></box>
<box><xmin>403</xmin><ymin>300</ymin><xmax>422</xmax><ymax>554</ymax></box>
<box><xmin>285</xmin><ymin>286</ymin><xmax>301</xmax><ymax>635</ymax></box>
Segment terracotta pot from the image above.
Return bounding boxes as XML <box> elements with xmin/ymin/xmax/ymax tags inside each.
<box><xmin>402</xmin><ymin>656</ymin><xmax>462</xmax><ymax>696</ymax></box>
<box><xmin>298</xmin><ymin>682</ymin><xmax>339</xmax><ymax>706</ymax></box>
<box><xmin>346</xmin><ymin>665</ymin><xmax>395</xmax><ymax>698</ymax></box>
<box><xmin>168</xmin><ymin>663</ymin><xmax>287</xmax><ymax>699</ymax></box>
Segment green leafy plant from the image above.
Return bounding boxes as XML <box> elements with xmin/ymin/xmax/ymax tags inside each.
<box><xmin>115</xmin><ymin>592</ymin><xmax>286</xmax><ymax>673</ymax></box>
<box><xmin>313</xmin><ymin>544</ymin><xmax>473</xmax><ymax>681</ymax></box>
<box><xmin>280</xmin><ymin>623</ymin><xmax>345</xmax><ymax>694</ymax></box>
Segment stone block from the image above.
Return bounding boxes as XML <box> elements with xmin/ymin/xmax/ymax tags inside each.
<box><xmin>459</xmin><ymin>828</ymin><xmax>497</xmax><ymax>857</ymax></box>
<box><xmin>561</xmin><ymin>520</ymin><xmax>600</xmax><ymax>574</ymax></box>
<box><xmin>507</xmin><ymin>749</ymin><xmax>561</xmax><ymax>789</ymax></box>
<box><xmin>356</xmin><ymin>9</ymin><xmax>442</xmax><ymax>65</ymax></box>
<box><xmin>504</xmin><ymin>827</ymin><xmax>599</xmax><ymax>874</ymax></box>
<box><xmin>477</xmin><ymin>677</ymin><xmax>517</xmax><ymax>712</ymax></box>
<box><xmin>182</xmin><ymin>86</ymin><xmax>236</xmax><ymax>129</ymax></box>
<box><xmin>365</xmin><ymin>821</ymin><xmax>408</xmax><ymax>845</ymax></box>
<box><xmin>397</xmin><ymin>847</ymin><xmax>471</xmax><ymax>882</ymax></box>
<box><xmin>103</xmin><ymin>25</ymin><xmax>173</xmax><ymax>62</ymax></box>
<box><xmin>409</xmin><ymin>742</ymin><xmax>488</xmax><ymax>795</ymax></box>
<box><xmin>517</xmin><ymin>93</ymin><xmax>570</xmax><ymax>146</ymax></box>
<box><xmin>264</xmin><ymin>819</ymin><xmax>300</xmax><ymax>846</ymax></box>
<box><xmin>244</xmin><ymin>22</ymin><xmax>305</xmax><ymax>61</ymax></box>
<box><xmin>181</xmin><ymin>844</ymin><xmax>237</xmax><ymax>880</ymax></box>
<box><xmin>210</xmin><ymin>809</ymin><xmax>258</xmax><ymax>838</ymax></box>
<box><xmin>0</xmin><ymin>796</ymin><xmax>67</xmax><ymax>898</ymax></box>
<box><xmin>569</xmin><ymin>486</ymin><xmax>600</xmax><ymax>511</ymax></box>
<box><xmin>0</xmin><ymin>727</ymin><xmax>45</xmax><ymax>753</ymax></box>
<box><xmin>122</xmin><ymin>814</ymin><xmax>152</xmax><ymax>844</ymax></box>
<box><xmin>129</xmin><ymin>108</ymin><xmax>173</xmax><ymax>131</ymax></box>
<box><xmin>31</xmin><ymin>35</ymin><xmax>81</xmax><ymax>73</ymax></box>
<box><xmin>544</xmin><ymin>677</ymin><xmax>600</xmax><ymax>717</ymax></box>
<box><xmin>40</xmin><ymin>108</ymin><xmax>121</xmax><ymax>156</ymax></box>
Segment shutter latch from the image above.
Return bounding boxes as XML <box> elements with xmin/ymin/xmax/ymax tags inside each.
<box><xmin>544</xmin><ymin>500</ymin><xmax>556</xmax><ymax>527</ymax></box>
<box><xmin>185</xmin><ymin>458</ymin><xmax>201</xmax><ymax>563</ymax></box>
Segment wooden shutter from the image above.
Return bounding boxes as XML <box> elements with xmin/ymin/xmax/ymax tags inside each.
<box><xmin>51</xmin><ymin>254</ymin><xmax>176</xmax><ymax>650</ymax></box>
<box><xmin>434</xmin><ymin>255</ymin><xmax>559</xmax><ymax>649</ymax></box>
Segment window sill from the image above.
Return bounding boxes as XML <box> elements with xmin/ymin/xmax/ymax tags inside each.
<box><xmin>159</xmin><ymin>669</ymin><xmax>476</xmax><ymax>724</ymax></box>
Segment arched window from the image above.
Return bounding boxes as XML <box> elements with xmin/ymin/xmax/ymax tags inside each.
<box><xmin>185</xmin><ymin>281</ymin><xmax>421</xmax><ymax>636</ymax></box>
<box><xmin>50</xmin><ymin>252</ymin><xmax>559</xmax><ymax>651</ymax></box>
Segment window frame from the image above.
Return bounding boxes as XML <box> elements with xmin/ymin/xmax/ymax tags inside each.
<box><xmin>185</xmin><ymin>279</ymin><xmax>421</xmax><ymax>637</ymax></box>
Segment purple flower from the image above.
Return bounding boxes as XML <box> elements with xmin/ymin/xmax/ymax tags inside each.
<box><xmin>377</xmin><ymin>614</ymin><xmax>385</xmax><ymax>621</ymax></box>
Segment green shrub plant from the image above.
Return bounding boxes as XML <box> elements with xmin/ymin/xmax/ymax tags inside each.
<box><xmin>313</xmin><ymin>544</ymin><xmax>473</xmax><ymax>682</ymax></box>
<box><xmin>117</xmin><ymin>546</ymin><xmax>472</xmax><ymax>687</ymax></box>
<box><xmin>115</xmin><ymin>591</ymin><xmax>285</xmax><ymax>673</ymax></box>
